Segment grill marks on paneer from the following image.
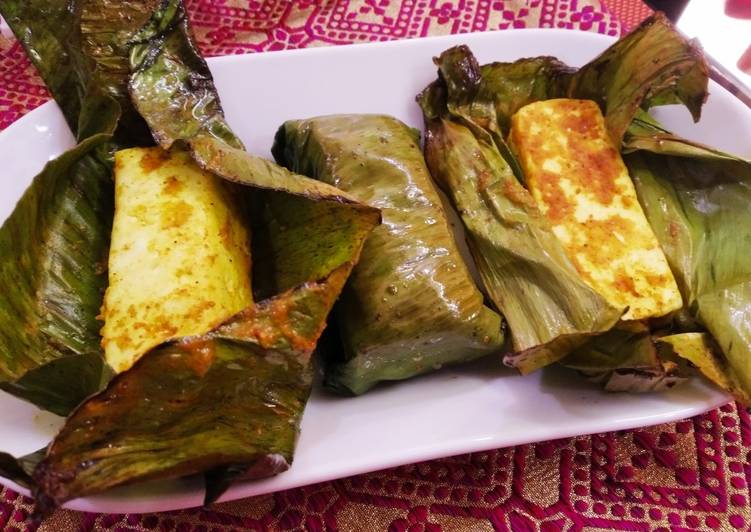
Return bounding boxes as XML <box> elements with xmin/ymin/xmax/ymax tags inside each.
<box><xmin>100</xmin><ymin>147</ymin><xmax>253</xmax><ymax>373</ymax></box>
<box><xmin>509</xmin><ymin>99</ymin><xmax>682</xmax><ymax>320</ymax></box>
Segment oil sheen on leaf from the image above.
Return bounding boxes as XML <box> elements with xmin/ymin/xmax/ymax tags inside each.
<box><xmin>273</xmin><ymin>114</ymin><xmax>503</xmax><ymax>394</ymax></box>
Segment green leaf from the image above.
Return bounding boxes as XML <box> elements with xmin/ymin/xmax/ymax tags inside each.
<box><xmin>34</xmin><ymin>310</ymin><xmax>313</xmax><ymax>508</ymax></box>
<box><xmin>626</xmin><ymin>145</ymin><xmax>751</xmax><ymax>404</ymax></box>
<box><xmin>0</xmin><ymin>134</ymin><xmax>114</xmax><ymax>415</ymax></box>
<box><xmin>624</xmin><ymin>111</ymin><xmax>740</xmax><ymax>160</ymax></box>
<box><xmin>419</xmin><ymin>78</ymin><xmax>620</xmax><ymax>374</ymax></box>
<box><xmin>128</xmin><ymin>0</ymin><xmax>243</xmax><ymax>150</ymax></box>
<box><xmin>0</xmin><ymin>354</ymin><xmax>113</xmax><ymax>417</ymax></box>
<box><xmin>273</xmin><ymin>114</ymin><xmax>504</xmax><ymax>394</ymax></box>
<box><xmin>0</xmin><ymin>0</ymin><xmax>158</xmax><ymax>143</ymax></box>
<box><xmin>558</xmin><ymin>12</ymin><xmax>708</xmax><ymax>144</ymax></box>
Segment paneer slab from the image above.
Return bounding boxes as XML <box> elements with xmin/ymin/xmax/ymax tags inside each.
<box><xmin>101</xmin><ymin>147</ymin><xmax>253</xmax><ymax>373</ymax></box>
<box><xmin>509</xmin><ymin>99</ymin><xmax>682</xmax><ymax>320</ymax></box>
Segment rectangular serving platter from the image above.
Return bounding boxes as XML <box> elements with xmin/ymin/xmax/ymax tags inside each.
<box><xmin>1</xmin><ymin>28</ymin><xmax>748</xmax><ymax>513</ymax></box>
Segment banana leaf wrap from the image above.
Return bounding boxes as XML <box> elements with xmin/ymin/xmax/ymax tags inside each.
<box><xmin>32</xmin><ymin>136</ymin><xmax>378</xmax><ymax>511</ymax></box>
<box><xmin>272</xmin><ymin>114</ymin><xmax>503</xmax><ymax>394</ymax></box>
<box><xmin>1</xmin><ymin>0</ymin><xmax>379</xmax><ymax>511</ymax></box>
<box><xmin>417</xmin><ymin>13</ymin><xmax>711</xmax><ymax>379</ymax></box>
<box><xmin>623</xmin><ymin>127</ymin><xmax>751</xmax><ymax>404</ymax></box>
<box><xmin>418</xmin><ymin>57</ymin><xmax>621</xmax><ymax>375</ymax></box>
<box><xmin>0</xmin><ymin>134</ymin><xmax>115</xmax><ymax>415</ymax></box>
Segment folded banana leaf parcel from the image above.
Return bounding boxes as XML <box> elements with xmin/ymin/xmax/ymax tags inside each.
<box><xmin>418</xmin><ymin>12</ymin><xmax>751</xmax><ymax>402</ymax></box>
<box><xmin>273</xmin><ymin>114</ymin><xmax>504</xmax><ymax>394</ymax></box>
<box><xmin>0</xmin><ymin>0</ymin><xmax>378</xmax><ymax>513</ymax></box>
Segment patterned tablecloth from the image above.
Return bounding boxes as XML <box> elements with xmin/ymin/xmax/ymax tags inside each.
<box><xmin>2</xmin><ymin>1</ymin><xmax>750</xmax><ymax>531</ymax></box>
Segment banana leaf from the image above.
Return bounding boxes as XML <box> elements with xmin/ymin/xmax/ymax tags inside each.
<box><xmin>624</xmin><ymin>110</ymin><xmax>741</xmax><ymax>159</ymax></box>
<box><xmin>128</xmin><ymin>0</ymin><xmax>242</xmax><ymax>150</ymax></box>
<box><xmin>561</xmin><ymin>322</ymin><xmax>685</xmax><ymax>392</ymax></box>
<box><xmin>0</xmin><ymin>449</ymin><xmax>45</xmax><ymax>490</ymax></box>
<box><xmin>556</xmin><ymin>12</ymin><xmax>708</xmax><ymax>145</ymax></box>
<box><xmin>27</xmin><ymin>0</ymin><xmax>380</xmax><ymax>511</ymax></box>
<box><xmin>417</xmin><ymin>13</ymin><xmax>709</xmax><ymax>375</ymax></box>
<box><xmin>657</xmin><ymin>333</ymin><xmax>747</xmax><ymax>402</ymax></box>
<box><xmin>625</xmin><ymin>137</ymin><xmax>751</xmax><ymax>404</ymax></box>
<box><xmin>0</xmin><ymin>134</ymin><xmax>114</xmax><ymax>415</ymax></box>
<box><xmin>0</xmin><ymin>0</ymin><xmax>156</xmax><ymax>144</ymax></box>
<box><xmin>272</xmin><ymin>114</ymin><xmax>503</xmax><ymax>394</ymax></box>
<box><xmin>419</xmin><ymin>60</ymin><xmax>621</xmax><ymax>374</ymax></box>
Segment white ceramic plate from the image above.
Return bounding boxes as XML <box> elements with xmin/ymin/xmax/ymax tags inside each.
<box><xmin>1</xmin><ymin>28</ymin><xmax>747</xmax><ymax>514</ymax></box>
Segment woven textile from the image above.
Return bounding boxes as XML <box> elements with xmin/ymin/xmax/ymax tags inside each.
<box><xmin>5</xmin><ymin>2</ymin><xmax>750</xmax><ymax>531</ymax></box>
